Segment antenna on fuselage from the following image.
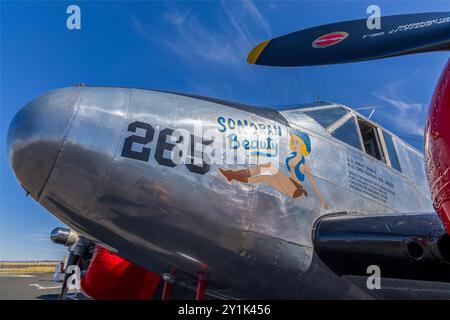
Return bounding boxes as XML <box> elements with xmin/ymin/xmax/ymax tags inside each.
<box><xmin>354</xmin><ymin>106</ymin><xmax>385</xmax><ymax>119</ymax></box>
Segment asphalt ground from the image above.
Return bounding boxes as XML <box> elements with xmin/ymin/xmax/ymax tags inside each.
<box><xmin>2</xmin><ymin>272</ymin><xmax>450</xmax><ymax>300</ymax></box>
<box><xmin>0</xmin><ymin>272</ymin><xmax>218</xmax><ymax>300</ymax></box>
<box><xmin>0</xmin><ymin>273</ymin><xmax>88</xmax><ymax>300</ymax></box>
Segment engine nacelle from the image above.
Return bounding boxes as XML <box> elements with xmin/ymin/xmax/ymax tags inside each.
<box><xmin>425</xmin><ymin>58</ymin><xmax>450</xmax><ymax>234</ymax></box>
<box><xmin>80</xmin><ymin>245</ymin><xmax>161</xmax><ymax>300</ymax></box>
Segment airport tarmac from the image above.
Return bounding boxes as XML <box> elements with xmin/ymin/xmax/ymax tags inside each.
<box><xmin>2</xmin><ymin>273</ymin><xmax>450</xmax><ymax>300</ymax></box>
<box><xmin>0</xmin><ymin>272</ymin><xmax>222</xmax><ymax>300</ymax></box>
<box><xmin>0</xmin><ymin>273</ymin><xmax>88</xmax><ymax>300</ymax></box>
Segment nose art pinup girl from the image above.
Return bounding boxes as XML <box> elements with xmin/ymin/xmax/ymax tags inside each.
<box><xmin>219</xmin><ymin>132</ymin><xmax>329</xmax><ymax>209</ymax></box>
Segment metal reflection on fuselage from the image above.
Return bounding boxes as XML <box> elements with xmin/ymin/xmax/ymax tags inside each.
<box><xmin>7</xmin><ymin>86</ymin><xmax>433</xmax><ymax>298</ymax></box>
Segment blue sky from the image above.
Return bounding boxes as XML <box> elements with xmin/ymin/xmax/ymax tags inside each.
<box><xmin>1</xmin><ymin>1</ymin><xmax>449</xmax><ymax>260</ymax></box>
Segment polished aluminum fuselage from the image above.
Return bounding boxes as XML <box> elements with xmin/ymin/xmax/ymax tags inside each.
<box><xmin>7</xmin><ymin>86</ymin><xmax>433</xmax><ymax>298</ymax></box>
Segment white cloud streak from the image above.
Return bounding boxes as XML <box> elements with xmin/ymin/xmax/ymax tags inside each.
<box><xmin>373</xmin><ymin>69</ymin><xmax>426</xmax><ymax>137</ymax></box>
<box><xmin>241</xmin><ymin>1</ymin><xmax>272</xmax><ymax>37</ymax></box>
<box><xmin>129</xmin><ymin>1</ymin><xmax>271</xmax><ymax>69</ymax></box>
<box><xmin>23</xmin><ymin>232</ymin><xmax>50</xmax><ymax>242</ymax></box>
<box><xmin>129</xmin><ymin>14</ymin><xmax>153</xmax><ymax>41</ymax></box>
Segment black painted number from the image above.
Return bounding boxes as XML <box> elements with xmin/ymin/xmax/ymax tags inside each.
<box><xmin>121</xmin><ymin>121</ymin><xmax>155</xmax><ymax>161</ymax></box>
<box><xmin>121</xmin><ymin>121</ymin><xmax>212</xmax><ymax>175</ymax></box>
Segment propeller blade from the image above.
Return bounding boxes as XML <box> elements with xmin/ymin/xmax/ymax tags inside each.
<box><xmin>247</xmin><ymin>12</ymin><xmax>450</xmax><ymax>67</ymax></box>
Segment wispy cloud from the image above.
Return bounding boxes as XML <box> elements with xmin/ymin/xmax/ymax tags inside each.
<box><xmin>241</xmin><ymin>1</ymin><xmax>272</xmax><ymax>37</ymax></box>
<box><xmin>373</xmin><ymin>69</ymin><xmax>426</xmax><ymax>137</ymax></box>
<box><xmin>129</xmin><ymin>14</ymin><xmax>153</xmax><ymax>41</ymax></box>
<box><xmin>125</xmin><ymin>2</ymin><xmax>306</xmax><ymax>103</ymax></box>
<box><xmin>162</xmin><ymin>10</ymin><xmax>242</xmax><ymax>66</ymax></box>
<box><xmin>221</xmin><ymin>3</ymin><xmax>253</xmax><ymax>48</ymax></box>
<box><xmin>129</xmin><ymin>1</ymin><xmax>271</xmax><ymax>69</ymax></box>
<box><xmin>375</xmin><ymin>94</ymin><xmax>424</xmax><ymax>136</ymax></box>
<box><xmin>23</xmin><ymin>232</ymin><xmax>50</xmax><ymax>242</ymax></box>
<box><xmin>164</xmin><ymin>9</ymin><xmax>191</xmax><ymax>27</ymax></box>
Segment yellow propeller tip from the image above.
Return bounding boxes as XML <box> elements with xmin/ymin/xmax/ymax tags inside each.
<box><xmin>247</xmin><ymin>39</ymin><xmax>270</xmax><ymax>64</ymax></box>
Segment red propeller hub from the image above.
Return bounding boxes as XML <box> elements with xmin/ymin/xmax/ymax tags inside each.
<box><xmin>425</xmin><ymin>58</ymin><xmax>450</xmax><ymax>234</ymax></box>
<box><xmin>80</xmin><ymin>245</ymin><xmax>161</xmax><ymax>300</ymax></box>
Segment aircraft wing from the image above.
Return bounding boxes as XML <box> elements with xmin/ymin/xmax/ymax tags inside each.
<box><xmin>314</xmin><ymin>212</ymin><xmax>450</xmax><ymax>283</ymax></box>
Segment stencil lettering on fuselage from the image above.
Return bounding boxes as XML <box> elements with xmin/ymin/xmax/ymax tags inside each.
<box><xmin>346</xmin><ymin>155</ymin><xmax>396</xmax><ymax>204</ymax></box>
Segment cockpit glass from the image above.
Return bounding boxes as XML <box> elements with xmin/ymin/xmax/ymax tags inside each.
<box><xmin>382</xmin><ymin>131</ymin><xmax>402</xmax><ymax>172</ymax></box>
<box><xmin>358</xmin><ymin>119</ymin><xmax>385</xmax><ymax>162</ymax></box>
<box><xmin>331</xmin><ymin>117</ymin><xmax>363</xmax><ymax>151</ymax></box>
<box><xmin>303</xmin><ymin>107</ymin><xmax>348</xmax><ymax>128</ymax></box>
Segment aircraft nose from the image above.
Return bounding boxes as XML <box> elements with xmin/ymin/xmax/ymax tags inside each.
<box><xmin>7</xmin><ymin>87</ymin><xmax>80</xmax><ymax>200</ymax></box>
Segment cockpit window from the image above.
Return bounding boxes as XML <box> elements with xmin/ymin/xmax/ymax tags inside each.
<box><xmin>382</xmin><ymin>131</ymin><xmax>402</xmax><ymax>172</ymax></box>
<box><xmin>303</xmin><ymin>107</ymin><xmax>348</xmax><ymax>128</ymax></box>
<box><xmin>331</xmin><ymin>117</ymin><xmax>363</xmax><ymax>151</ymax></box>
<box><xmin>325</xmin><ymin>111</ymin><xmax>404</xmax><ymax>171</ymax></box>
<box><xmin>358</xmin><ymin>119</ymin><xmax>385</xmax><ymax>162</ymax></box>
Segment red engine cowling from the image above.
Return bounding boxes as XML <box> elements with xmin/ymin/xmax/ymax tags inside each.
<box><xmin>80</xmin><ymin>245</ymin><xmax>161</xmax><ymax>300</ymax></box>
<box><xmin>425</xmin><ymin>58</ymin><xmax>450</xmax><ymax>234</ymax></box>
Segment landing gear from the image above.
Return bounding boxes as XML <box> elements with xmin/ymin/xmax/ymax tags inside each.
<box><xmin>160</xmin><ymin>270</ymin><xmax>208</xmax><ymax>300</ymax></box>
<box><xmin>161</xmin><ymin>272</ymin><xmax>175</xmax><ymax>301</ymax></box>
<box><xmin>196</xmin><ymin>272</ymin><xmax>207</xmax><ymax>300</ymax></box>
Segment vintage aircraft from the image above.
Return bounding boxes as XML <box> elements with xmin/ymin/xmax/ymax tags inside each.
<box><xmin>6</xmin><ymin>11</ymin><xmax>450</xmax><ymax>299</ymax></box>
